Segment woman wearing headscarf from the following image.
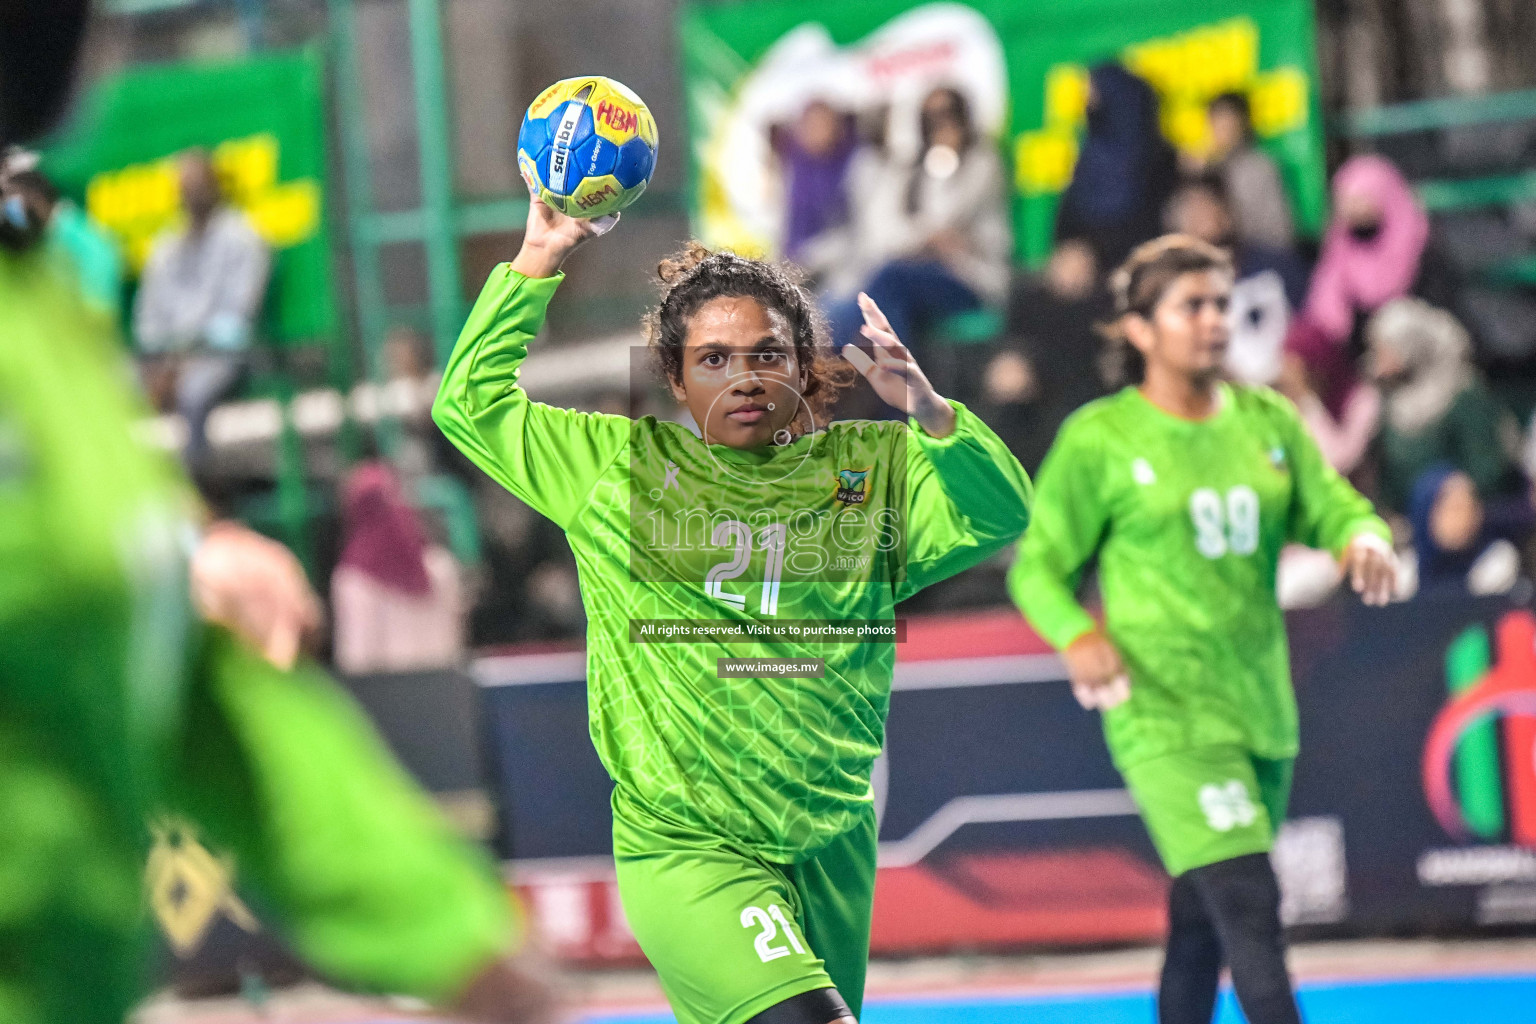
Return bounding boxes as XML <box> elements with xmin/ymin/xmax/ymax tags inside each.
<box><xmin>1055</xmin><ymin>63</ymin><xmax>1180</xmax><ymax>269</ymax></box>
<box><xmin>331</xmin><ymin>460</ymin><xmax>466</xmax><ymax>674</ymax></box>
<box><xmin>1279</xmin><ymin>156</ymin><xmax>1443</xmax><ymax>482</ymax></box>
<box><xmin>1367</xmin><ymin>297</ymin><xmax>1516</xmax><ymax>513</ymax></box>
<box><xmin>1407</xmin><ymin>465</ymin><xmax>1532</xmax><ymax>597</ymax></box>
<box><xmin>1300</xmin><ymin>155</ymin><xmax>1447</xmax><ymax>345</ymax></box>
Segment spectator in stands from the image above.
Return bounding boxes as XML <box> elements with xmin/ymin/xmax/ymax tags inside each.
<box><xmin>525</xmin><ymin>560</ymin><xmax>586</xmax><ymax>641</ymax></box>
<box><xmin>134</xmin><ymin>148</ymin><xmax>271</xmax><ymax>474</ymax></box>
<box><xmin>1407</xmin><ymin>466</ymin><xmax>1530</xmax><ymax>597</ymax></box>
<box><xmin>772</xmin><ymin>99</ymin><xmax>857</xmax><ymax>267</ymax></box>
<box><xmin>979</xmin><ymin>238</ymin><xmax>1112</xmax><ymax>472</ymax></box>
<box><xmin>1055</xmin><ymin>63</ymin><xmax>1178</xmax><ymax>269</ymax></box>
<box><xmin>1166</xmin><ymin>179</ymin><xmax>1307</xmax><ymax>307</ymax></box>
<box><xmin>1164</xmin><ymin>180</ymin><xmax>1307</xmax><ymax>387</ymax></box>
<box><xmin>331</xmin><ymin>461</ymin><xmax>466</xmax><ymax>674</ymax></box>
<box><xmin>377</xmin><ymin>325</ymin><xmax>444</xmax><ymax>487</ymax></box>
<box><xmin>1</xmin><ymin>149</ymin><xmax>122</xmax><ymax>317</ymax></box>
<box><xmin>1203</xmin><ymin>92</ymin><xmax>1295</xmax><ymax>251</ymax></box>
<box><xmin>1275</xmin><ymin>319</ymin><xmax>1381</xmax><ymax>478</ymax></box>
<box><xmin>1368</xmin><ymin>297</ymin><xmax>1517</xmax><ymax>513</ymax></box>
<box><xmin>1300</xmin><ymin>155</ymin><xmax>1445</xmax><ymax>348</ymax></box>
<box><xmin>826</xmin><ymin>86</ymin><xmax>1009</xmax><ymax>360</ymax></box>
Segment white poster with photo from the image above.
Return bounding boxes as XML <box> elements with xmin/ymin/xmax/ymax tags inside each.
<box><xmin>694</xmin><ymin>2</ymin><xmax>1008</xmax><ymax>258</ymax></box>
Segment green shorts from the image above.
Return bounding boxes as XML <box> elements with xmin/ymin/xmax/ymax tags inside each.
<box><xmin>1121</xmin><ymin>745</ymin><xmax>1293</xmax><ymax>878</ymax></box>
<box><xmin>167</xmin><ymin>629</ymin><xmax>518</xmax><ymax>1004</ymax></box>
<box><xmin>612</xmin><ymin>794</ymin><xmax>877</xmax><ymax>1024</ymax></box>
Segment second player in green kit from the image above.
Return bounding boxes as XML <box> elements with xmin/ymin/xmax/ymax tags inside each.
<box><xmin>1010</xmin><ymin>236</ymin><xmax>1395</xmax><ymax>1024</ymax></box>
<box><xmin>435</xmin><ymin>205</ymin><xmax>1031</xmax><ymax>1024</ymax></box>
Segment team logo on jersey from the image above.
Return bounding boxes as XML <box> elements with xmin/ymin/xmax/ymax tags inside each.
<box><xmin>1199</xmin><ymin>779</ymin><xmax>1259</xmax><ymax>832</ymax></box>
<box><xmin>146</xmin><ymin>817</ymin><xmax>259</xmax><ymax>955</ymax></box>
<box><xmin>1132</xmin><ymin>457</ymin><xmax>1157</xmax><ymax>486</ymax></box>
<box><xmin>835</xmin><ymin>467</ymin><xmax>870</xmax><ymax>505</ymax></box>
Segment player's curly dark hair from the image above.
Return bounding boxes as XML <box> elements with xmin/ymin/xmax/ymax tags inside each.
<box><xmin>1099</xmin><ymin>233</ymin><xmax>1233</xmax><ymax>384</ymax></box>
<box><xmin>644</xmin><ymin>241</ymin><xmax>856</xmax><ymax>435</ymax></box>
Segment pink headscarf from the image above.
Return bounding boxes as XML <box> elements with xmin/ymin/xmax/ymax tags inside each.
<box><xmin>338</xmin><ymin>461</ymin><xmax>432</xmax><ymax>595</ymax></box>
<box><xmin>1302</xmin><ymin>155</ymin><xmax>1430</xmax><ymax>342</ymax></box>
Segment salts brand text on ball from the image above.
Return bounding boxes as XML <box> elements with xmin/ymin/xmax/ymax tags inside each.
<box><xmin>517</xmin><ymin>76</ymin><xmax>658</xmax><ymax>219</ymax></box>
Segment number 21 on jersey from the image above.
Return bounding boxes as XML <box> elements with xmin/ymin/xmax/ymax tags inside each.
<box><xmin>705</xmin><ymin>520</ymin><xmax>787</xmax><ymax>614</ymax></box>
<box><xmin>1189</xmin><ymin>486</ymin><xmax>1259</xmax><ymax>559</ymax></box>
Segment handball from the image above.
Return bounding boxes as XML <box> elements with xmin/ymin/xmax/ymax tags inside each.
<box><xmin>517</xmin><ymin>76</ymin><xmax>658</xmax><ymax>219</ymax></box>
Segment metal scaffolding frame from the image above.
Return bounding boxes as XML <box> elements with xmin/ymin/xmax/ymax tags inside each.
<box><xmin>324</xmin><ymin>0</ymin><xmax>530</xmax><ymax>379</ymax></box>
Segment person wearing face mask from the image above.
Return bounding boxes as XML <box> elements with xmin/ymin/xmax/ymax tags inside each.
<box><xmin>1299</xmin><ymin>155</ymin><xmax>1452</xmax><ymax>348</ymax></box>
<box><xmin>0</xmin><ymin>149</ymin><xmax>123</xmax><ymax>319</ymax></box>
<box><xmin>826</xmin><ymin>86</ymin><xmax>1010</xmax><ymax>361</ymax></box>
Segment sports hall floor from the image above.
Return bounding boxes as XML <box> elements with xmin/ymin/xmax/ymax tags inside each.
<box><xmin>137</xmin><ymin>937</ymin><xmax>1536</xmax><ymax>1023</ymax></box>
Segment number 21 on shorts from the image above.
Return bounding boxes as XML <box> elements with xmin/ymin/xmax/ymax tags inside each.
<box><xmin>741</xmin><ymin>903</ymin><xmax>807</xmax><ymax>963</ymax></box>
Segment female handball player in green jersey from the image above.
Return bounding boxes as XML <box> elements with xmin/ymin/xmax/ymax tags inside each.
<box><xmin>0</xmin><ymin>10</ymin><xmax>554</xmax><ymax>1022</ymax></box>
<box><xmin>435</xmin><ymin>199</ymin><xmax>1032</xmax><ymax>1024</ymax></box>
<box><xmin>1009</xmin><ymin>235</ymin><xmax>1396</xmax><ymax>1024</ymax></box>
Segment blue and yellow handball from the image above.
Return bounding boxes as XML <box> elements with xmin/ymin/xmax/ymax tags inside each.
<box><xmin>517</xmin><ymin>76</ymin><xmax>658</xmax><ymax>219</ymax></box>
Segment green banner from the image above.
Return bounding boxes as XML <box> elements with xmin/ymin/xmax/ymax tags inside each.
<box><xmin>42</xmin><ymin>48</ymin><xmax>334</xmax><ymax>344</ymax></box>
<box><xmin>681</xmin><ymin>0</ymin><xmax>1325</xmax><ymax>267</ymax></box>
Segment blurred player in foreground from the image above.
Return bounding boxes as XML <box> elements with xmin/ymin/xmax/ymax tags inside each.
<box><xmin>0</xmin><ymin>5</ymin><xmax>552</xmax><ymax>1022</ymax></box>
<box><xmin>434</xmin><ymin>199</ymin><xmax>1031</xmax><ymax>1024</ymax></box>
<box><xmin>1009</xmin><ymin>235</ymin><xmax>1395</xmax><ymax>1024</ymax></box>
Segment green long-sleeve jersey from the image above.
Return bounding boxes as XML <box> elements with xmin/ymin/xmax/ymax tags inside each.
<box><xmin>0</xmin><ymin>249</ymin><xmax>197</xmax><ymax>1024</ymax></box>
<box><xmin>434</xmin><ymin>267</ymin><xmax>1032</xmax><ymax>860</ymax></box>
<box><xmin>1008</xmin><ymin>384</ymin><xmax>1389</xmax><ymax>770</ymax></box>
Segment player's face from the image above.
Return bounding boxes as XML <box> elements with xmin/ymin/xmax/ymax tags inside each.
<box><xmin>672</xmin><ymin>296</ymin><xmax>804</xmax><ymax>450</ymax></box>
<box><xmin>1131</xmin><ymin>269</ymin><xmax>1233</xmax><ymax>383</ymax></box>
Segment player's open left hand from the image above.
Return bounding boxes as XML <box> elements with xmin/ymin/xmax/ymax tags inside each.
<box><xmin>1341</xmin><ymin>535</ymin><xmax>1397</xmax><ymax>607</ymax></box>
<box><xmin>841</xmin><ymin>292</ymin><xmax>957</xmax><ymax>438</ymax></box>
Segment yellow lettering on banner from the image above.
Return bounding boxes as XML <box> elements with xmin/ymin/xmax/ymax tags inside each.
<box><xmin>1164</xmin><ymin>98</ymin><xmax>1214</xmax><ymax>156</ymax></box>
<box><xmin>1251</xmin><ymin>67</ymin><xmax>1309</xmax><ymax>137</ymax></box>
<box><xmin>248</xmin><ymin>180</ymin><xmax>321</xmax><ymax>248</ymax></box>
<box><xmin>1018</xmin><ymin>18</ymin><xmax>1312</xmax><ymax>200</ymax></box>
<box><xmin>1014</xmin><ymin>129</ymin><xmax>1078</xmax><ymax>195</ymax></box>
<box><xmin>1044</xmin><ymin>64</ymin><xmax>1089</xmax><ymax>127</ymax></box>
<box><xmin>1124</xmin><ymin>18</ymin><xmax>1257</xmax><ymax>99</ymax></box>
<box><xmin>80</xmin><ymin>132</ymin><xmax>322</xmax><ymax>274</ymax></box>
<box><xmin>213</xmin><ymin>133</ymin><xmax>279</xmax><ymax>203</ymax></box>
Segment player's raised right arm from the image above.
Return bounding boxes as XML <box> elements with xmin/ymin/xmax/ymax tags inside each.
<box><xmin>432</xmin><ymin>202</ymin><xmax>628</xmax><ymax>529</ymax></box>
